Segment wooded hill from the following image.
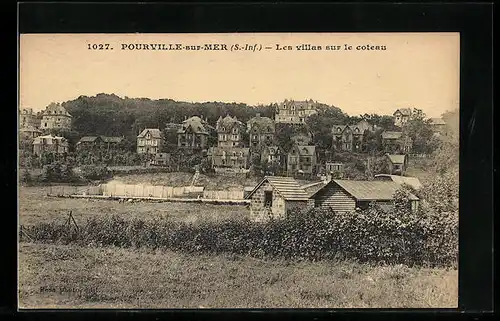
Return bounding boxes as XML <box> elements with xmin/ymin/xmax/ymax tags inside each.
<box><xmin>57</xmin><ymin>93</ymin><xmax>399</xmax><ymax>150</ymax></box>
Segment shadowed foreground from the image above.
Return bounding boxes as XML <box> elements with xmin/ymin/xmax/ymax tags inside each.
<box><xmin>19</xmin><ymin>243</ymin><xmax>457</xmax><ymax>309</ymax></box>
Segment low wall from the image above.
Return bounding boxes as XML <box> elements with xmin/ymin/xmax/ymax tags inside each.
<box><xmin>203</xmin><ymin>190</ymin><xmax>245</xmax><ymax>200</ymax></box>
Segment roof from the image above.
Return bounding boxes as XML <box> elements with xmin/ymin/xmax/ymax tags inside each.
<box><xmin>42</xmin><ymin>104</ymin><xmax>72</xmax><ymax>117</ymax></box>
<box><xmin>332</xmin><ymin>124</ymin><xmax>365</xmax><ymax>135</ymax></box>
<box><xmin>265</xmin><ymin>146</ymin><xmax>283</xmax><ymax>155</ymax></box>
<box><xmin>247</xmin><ymin>115</ymin><xmax>275</xmax><ymax>132</ymax></box>
<box><xmin>430</xmin><ymin>118</ymin><xmax>446</xmax><ymax>125</ymax></box>
<box><xmin>78</xmin><ymin>136</ymin><xmax>100</xmax><ymax>143</ymax></box>
<box><xmin>386</xmin><ymin>154</ymin><xmax>407</xmax><ymax>164</ymax></box>
<box><xmin>33</xmin><ymin>135</ymin><xmax>68</xmax><ymax>145</ymax></box>
<box><xmin>394</xmin><ymin>108</ymin><xmax>412</xmax><ymax>116</ymax></box>
<box><xmin>312</xmin><ymin>179</ymin><xmax>419</xmax><ymax>201</ymax></box>
<box><xmin>290</xmin><ymin>145</ymin><xmax>315</xmax><ymax>156</ymax></box>
<box><xmin>178</xmin><ymin>116</ymin><xmax>212</xmax><ymax>134</ymax></box>
<box><xmin>101</xmin><ymin>136</ymin><xmax>124</xmax><ymax>143</ymax></box>
<box><xmin>281</xmin><ymin>100</ymin><xmax>317</xmax><ymax>110</ymax></box>
<box><xmin>210</xmin><ymin>146</ymin><xmax>250</xmax><ymax>156</ymax></box>
<box><xmin>374</xmin><ymin>174</ymin><xmax>423</xmax><ymax>190</ymax></box>
<box><xmin>245</xmin><ymin>176</ymin><xmax>310</xmax><ymax>201</ymax></box>
<box><xmin>20</xmin><ymin>126</ymin><xmax>42</xmax><ymax>133</ymax></box>
<box><xmin>138</xmin><ymin>128</ymin><xmax>162</xmax><ymax>138</ymax></box>
<box><xmin>381</xmin><ymin>131</ymin><xmax>403</xmax><ymax>139</ymax></box>
<box><xmin>301</xmin><ymin>181</ymin><xmax>328</xmax><ymax>196</ymax></box>
<box><xmin>217</xmin><ymin>115</ymin><xmax>245</xmax><ymax>132</ymax></box>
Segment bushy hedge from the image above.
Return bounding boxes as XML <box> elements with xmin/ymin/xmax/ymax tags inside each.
<box><xmin>21</xmin><ymin>201</ymin><xmax>457</xmax><ymax>268</ymax></box>
<box><xmin>79</xmin><ymin>165</ymin><xmax>112</xmax><ymax>180</ymax></box>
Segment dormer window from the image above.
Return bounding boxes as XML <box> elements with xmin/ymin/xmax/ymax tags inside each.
<box><xmin>337</xmin><ymin>128</ymin><xmax>341</xmax><ymax>132</ymax></box>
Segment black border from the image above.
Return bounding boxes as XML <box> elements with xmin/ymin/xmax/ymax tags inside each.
<box><xmin>5</xmin><ymin>2</ymin><xmax>494</xmax><ymax>319</ymax></box>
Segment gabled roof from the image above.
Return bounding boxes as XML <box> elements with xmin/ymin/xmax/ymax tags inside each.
<box><xmin>217</xmin><ymin>115</ymin><xmax>245</xmax><ymax>132</ymax></box>
<box><xmin>42</xmin><ymin>104</ymin><xmax>72</xmax><ymax>117</ymax></box>
<box><xmin>311</xmin><ymin>179</ymin><xmax>419</xmax><ymax>201</ymax></box>
<box><xmin>289</xmin><ymin>145</ymin><xmax>315</xmax><ymax>156</ymax></box>
<box><xmin>265</xmin><ymin>146</ymin><xmax>284</xmax><ymax>155</ymax></box>
<box><xmin>381</xmin><ymin>131</ymin><xmax>403</xmax><ymax>140</ymax></box>
<box><xmin>331</xmin><ymin>125</ymin><xmax>348</xmax><ymax>133</ymax></box>
<box><xmin>386</xmin><ymin>154</ymin><xmax>406</xmax><ymax>164</ymax></box>
<box><xmin>394</xmin><ymin>108</ymin><xmax>412</xmax><ymax>116</ymax></box>
<box><xmin>178</xmin><ymin>116</ymin><xmax>212</xmax><ymax>134</ymax></box>
<box><xmin>245</xmin><ymin>176</ymin><xmax>310</xmax><ymax>201</ymax></box>
<box><xmin>247</xmin><ymin>115</ymin><xmax>275</xmax><ymax>132</ymax></box>
<box><xmin>138</xmin><ymin>128</ymin><xmax>162</xmax><ymax>138</ymax></box>
<box><xmin>281</xmin><ymin>100</ymin><xmax>317</xmax><ymax>110</ymax></box>
<box><xmin>374</xmin><ymin>174</ymin><xmax>423</xmax><ymax>190</ymax></box>
<box><xmin>429</xmin><ymin>118</ymin><xmax>446</xmax><ymax>125</ymax></box>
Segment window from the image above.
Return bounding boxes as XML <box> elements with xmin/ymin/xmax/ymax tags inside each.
<box><xmin>44</xmin><ymin>123</ymin><xmax>47</xmax><ymax>127</ymax></box>
<box><xmin>264</xmin><ymin>191</ymin><xmax>273</xmax><ymax>207</ymax></box>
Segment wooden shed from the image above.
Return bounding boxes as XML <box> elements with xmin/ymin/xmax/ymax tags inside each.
<box><xmin>310</xmin><ymin>179</ymin><xmax>420</xmax><ymax>213</ymax></box>
<box><xmin>245</xmin><ymin>176</ymin><xmax>314</xmax><ymax>222</ymax></box>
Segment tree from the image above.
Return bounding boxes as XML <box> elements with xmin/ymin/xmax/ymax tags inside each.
<box><xmin>305</xmin><ymin>106</ymin><xmax>348</xmax><ymax>150</ymax></box>
<box><xmin>403</xmin><ymin>108</ymin><xmax>438</xmax><ymax>154</ymax></box>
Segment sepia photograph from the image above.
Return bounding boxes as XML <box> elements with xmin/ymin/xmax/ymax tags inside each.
<box><xmin>18</xmin><ymin>33</ymin><xmax>460</xmax><ymax>309</ymax></box>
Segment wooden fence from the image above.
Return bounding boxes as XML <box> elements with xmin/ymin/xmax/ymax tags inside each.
<box><xmin>48</xmin><ymin>183</ymin><xmax>246</xmax><ymax>200</ymax></box>
<box><xmin>48</xmin><ymin>185</ymin><xmax>102</xmax><ymax>196</ymax></box>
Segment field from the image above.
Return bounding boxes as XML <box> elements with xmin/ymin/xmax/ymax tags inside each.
<box><xmin>19</xmin><ymin>243</ymin><xmax>457</xmax><ymax>309</ymax></box>
<box><xmin>18</xmin><ymin>186</ymin><xmax>249</xmax><ymax>226</ymax></box>
<box><xmin>18</xmin><ymin>185</ymin><xmax>458</xmax><ymax>308</ymax></box>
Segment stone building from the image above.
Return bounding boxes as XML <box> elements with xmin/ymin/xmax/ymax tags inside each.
<box><xmin>275</xmin><ymin>99</ymin><xmax>318</xmax><ymax>124</ymax></box>
<box><xmin>177</xmin><ymin>116</ymin><xmax>213</xmax><ymax>149</ymax></box>
<box><xmin>137</xmin><ymin>128</ymin><xmax>163</xmax><ymax>155</ymax></box>
<box><xmin>216</xmin><ymin>114</ymin><xmax>246</xmax><ymax>148</ymax></box>
<box><xmin>40</xmin><ymin>103</ymin><xmax>72</xmax><ymax>131</ymax></box>
<box><xmin>32</xmin><ymin>134</ymin><xmax>69</xmax><ymax>156</ymax></box>
<box><xmin>247</xmin><ymin>113</ymin><xmax>275</xmax><ymax>151</ymax></box>
<box><xmin>245</xmin><ymin>176</ymin><xmax>314</xmax><ymax>222</ymax></box>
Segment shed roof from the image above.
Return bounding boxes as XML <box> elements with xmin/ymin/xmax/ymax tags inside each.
<box><xmin>386</xmin><ymin>154</ymin><xmax>406</xmax><ymax>164</ymax></box>
<box><xmin>311</xmin><ymin>179</ymin><xmax>419</xmax><ymax>201</ymax></box>
<box><xmin>374</xmin><ymin>174</ymin><xmax>423</xmax><ymax>190</ymax></box>
<box><xmin>245</xmin><ymin>176</ymin><xmax>310</xmax><ymax>201</ymax></box>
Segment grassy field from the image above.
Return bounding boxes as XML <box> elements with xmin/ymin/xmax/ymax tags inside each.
<box><xmin>18</xmin><ymin>185</ymin><xmax>457</xmax><ymax>308</ymax></box>
<box><xmin>18</xmin><ymin>243</ymin><xmax>457</xmax><ymax>309</ymax></box>
<box><xmin>18</xmin><ymin>186</ymin><xmax>249</xmax><ymax>226</ymax></box>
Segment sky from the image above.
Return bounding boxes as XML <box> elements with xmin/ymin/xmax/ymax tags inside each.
<box><xmin>19</xmin><ymin>33</ymin><xmax>459</xmax><ymax>118</ymax></box>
